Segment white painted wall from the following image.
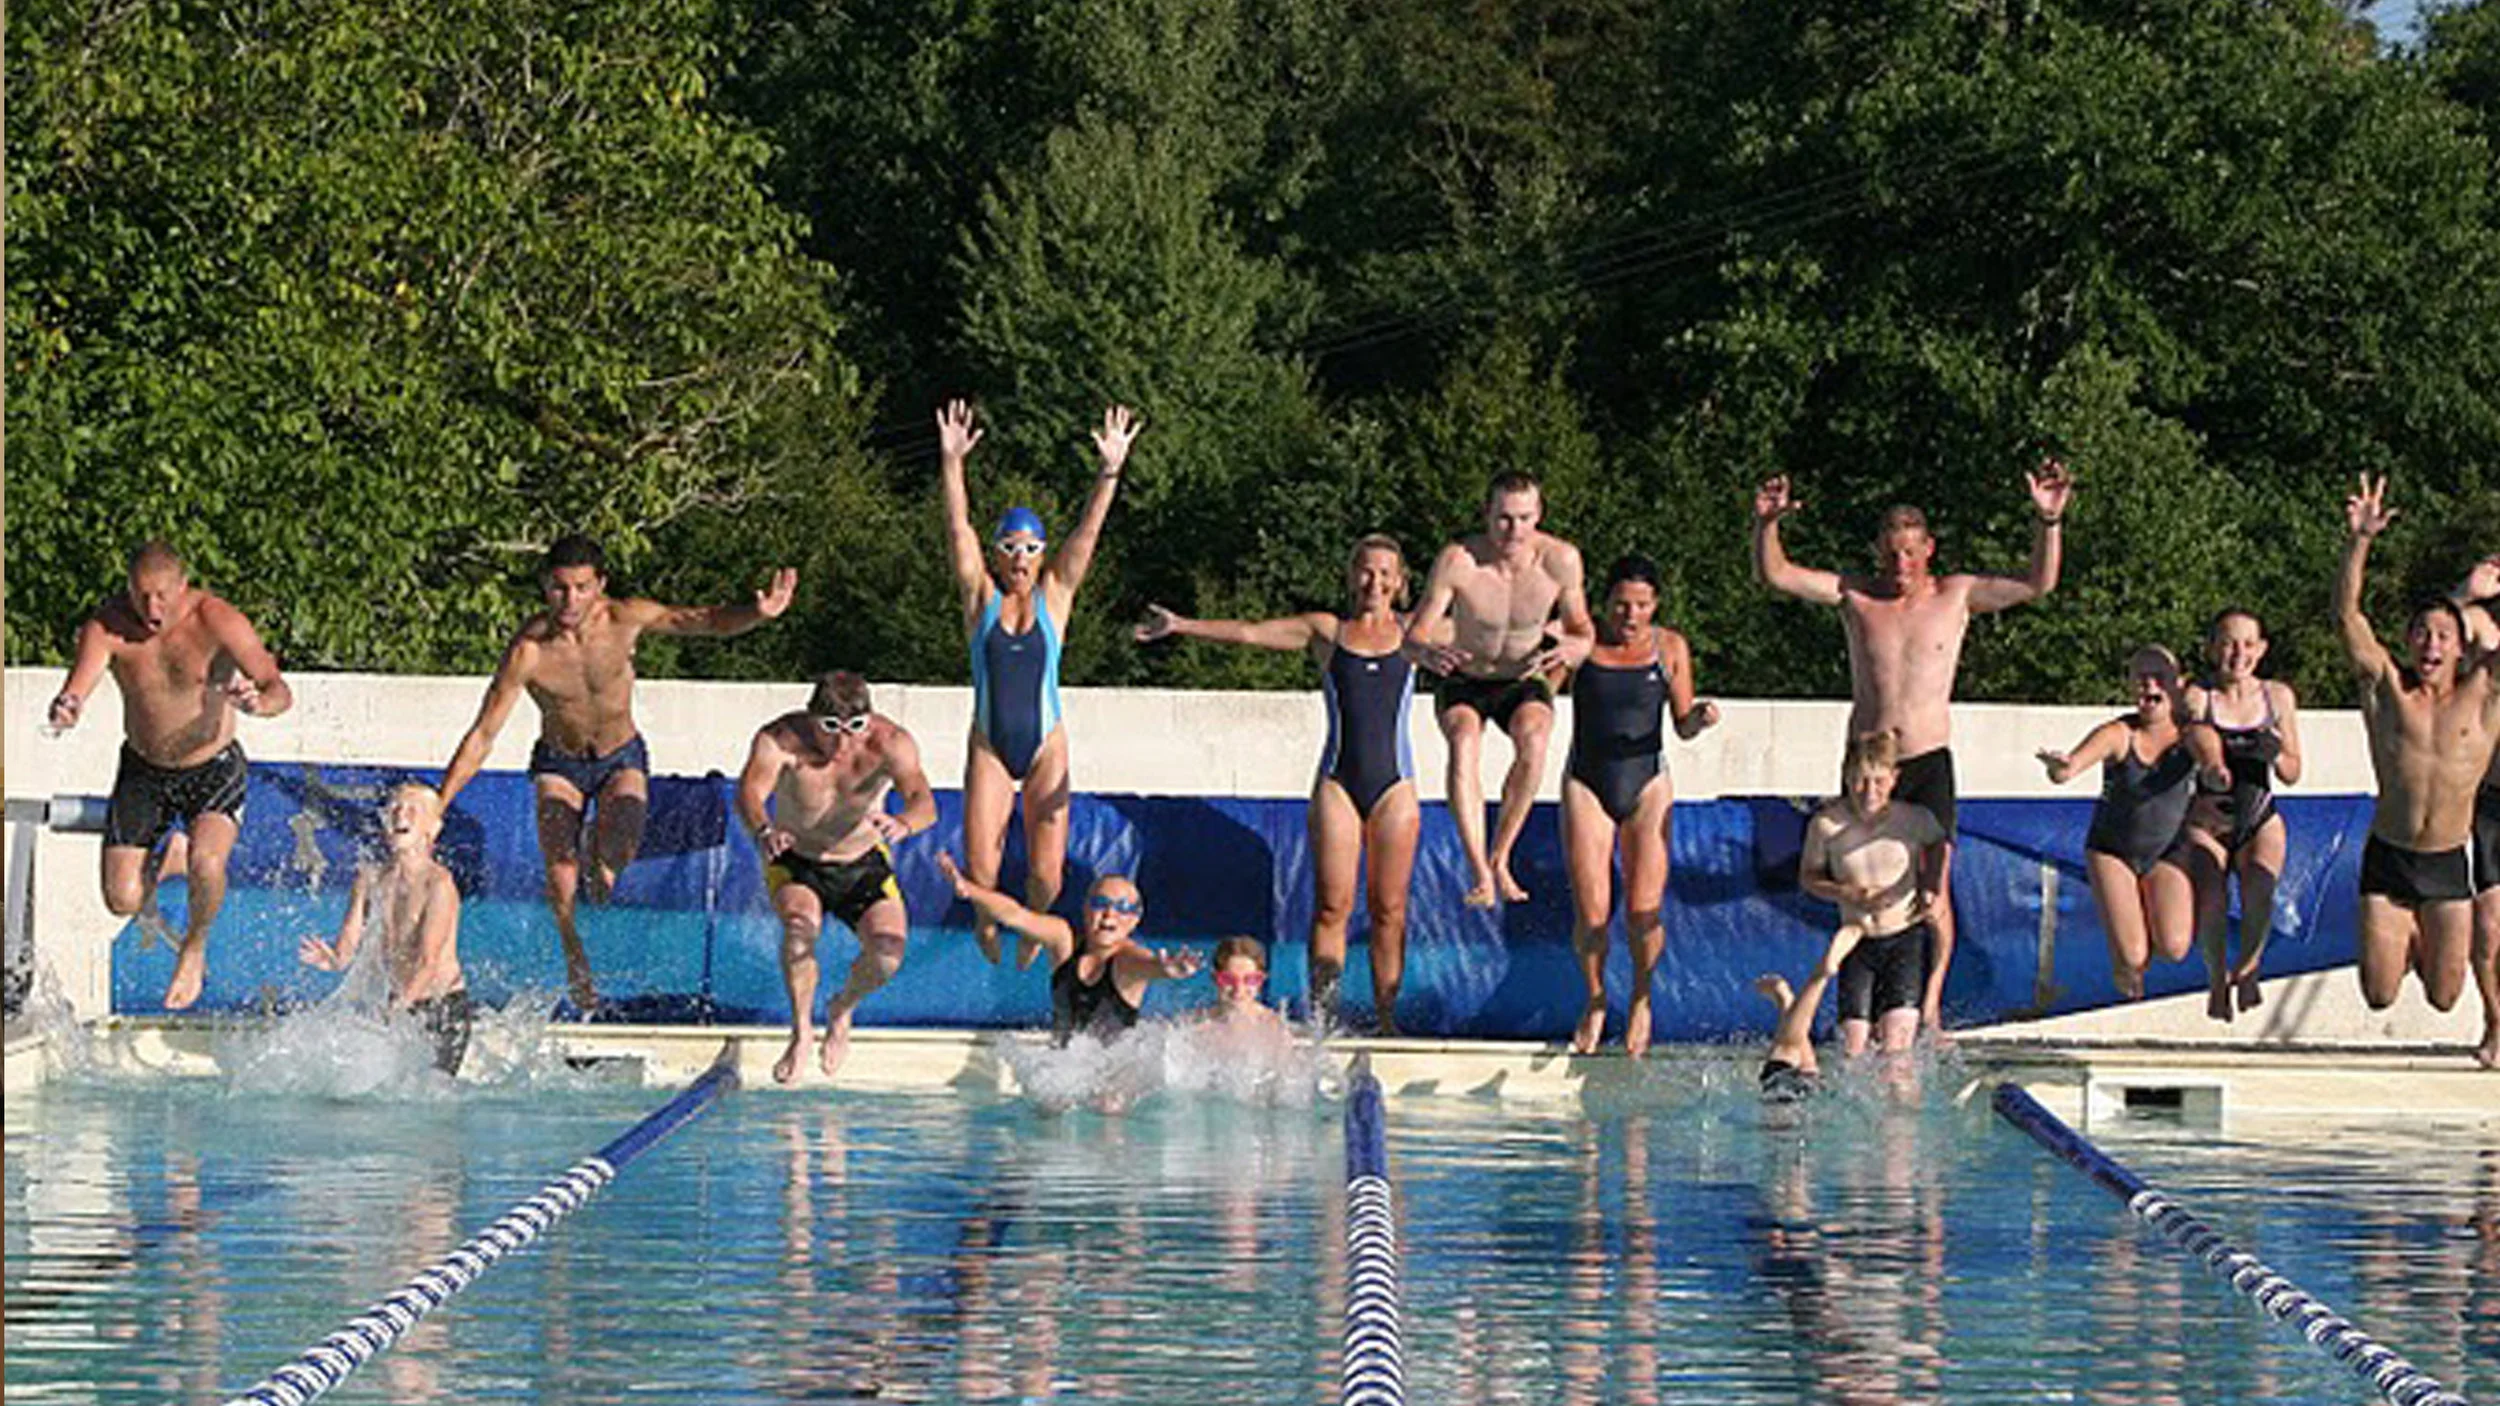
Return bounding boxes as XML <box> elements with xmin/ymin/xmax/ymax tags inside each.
<box><xmin>3</xmin><ymin>666</ymin><xmax>2387</xmax><ymax>1030</ymax></box>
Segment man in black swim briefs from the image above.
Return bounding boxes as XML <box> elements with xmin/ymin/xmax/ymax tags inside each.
<box><xmin>738</xmin><ymin>672</ymin><xmax>938</xmax><ymax>1085</ymax></box>
<box><xmin>2336</xmin><ymin>478</ymin><xmax>2500</xmax><ymax>1048</ymax></box>
<box><xmin>1753</xmin><ymin>461</ymin><xmax>2073</xmax><ymax>1035</ymax></box>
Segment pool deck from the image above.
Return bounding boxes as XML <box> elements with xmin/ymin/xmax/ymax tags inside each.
<box><xmin>8</xmin><ymin>1009</ymin><xmax>2490</xmax><ymax>1132</ymax></box>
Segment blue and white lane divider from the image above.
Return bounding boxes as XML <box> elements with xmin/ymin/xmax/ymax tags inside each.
<box><xmin>1340</xmin><ymin>1053</ymin><xmax>1404</xmax><ymax>1406</ymax></box>
<box><xmin>222</xmin><ymin>1045</ymin><xmax>742</xmax><ymax>1406</ymax></box>
<box><xmin>1992</xmin><ymin>1083</ymin><xmax>2469</xmax><ymax>1406</ymax></box>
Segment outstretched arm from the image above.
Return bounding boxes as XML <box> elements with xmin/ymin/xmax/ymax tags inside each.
<box><xmin>2035</xmin><ymin>718</ymin><xmax>2125</xmax><ymax>786</ymax></box>
<box><xmin>937</xmin><ymin>400</ymin><xmax>991</xmax><ymax>613</ymax></box>
<box><xmin>1135</xmin><ymin>606</ymin><xmax>1330</xmax><ymax>655</ymax></box>
<box><xmin>1047</xmin><ymin>405</ymin><xmax>1139</xmax><ymax>603</ymax></box>
<box><xmin>1114</xmin><ymin>942</ymin><xmax>1205</xmax><ymax>986</ymax></box>
<box><xmin>2337</xmin><ymin>475</ymin><xmax>2398</xmax><ymax>682</ymax></box>
<box><xmin>622</xmin><ymin>568</ymin><xmax>797</xmax><ymax>638</ymax></box>
<box><xmin>1751</xmin><ymin>477</ymin><xmax>1846</xmax><ymax>606</ymax></box>
<box><xmin>1968</xmin><ymin>459</ymin><xmax>2071</xmax><ymax>614</ymax></box>
<box><xmin>936</xmin><ymin>852</ymin><xmax>1077</xmax><ymax>964</ymax></box>
<box><xmin>439</xmin><ymin>635</ymin><xmax>536</xmax><ymax>806</ymax></box>
<box><xmin>47</xmin><ymin>617</ymin><xmax>114</xmax><ymax>731</ymax></box>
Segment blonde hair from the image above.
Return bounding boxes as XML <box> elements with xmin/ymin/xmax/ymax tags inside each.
<box><xmin>1841</xmin><ymin>729</ymin><xmax>1900</xmax><ymax>781</ymax></box>
<box><xmin>1346</xmin><ymin>534</ymin><xmax>1409</xmax><ymax>604</ymax></box>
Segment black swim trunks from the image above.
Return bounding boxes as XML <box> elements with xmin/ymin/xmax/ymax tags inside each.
<box><xmin>1432</xmin><ymin>671</ymin><xmax>1557</xmax><ymax>735</ymax></box>
<box><xmin>528</xmin><ymin>734</ymin><xmax>650</xmax><ymax>799</ymax></box>
<box><xmin>2358</xmin><ymin>835</ymin><xmax>2473</xmax><ymax>908</ymax></box>
<box><xmin>2473</xmin><ymin>785</ymin><xmax>2500</xmax><ymax>895</ymax></box>
<box><xmin>1837</xmin><ymin>922</ymin><xmax>1931</xmax><ymax>1023</ymax></box>
<box><xmin>1759</xmin><ymin>1057</ymin><xmax>1818</xmax><ymax>1105</ymax></box>
<box><xmin>766</xmin><ymin>845</ymin><xmax>904</xmax><ymax>931</ymax></box>
<box><xmin>104</xmin><ymin>741</ymin><xmax>248</xmax><ymax>851</ymax></box>
<box><xmin>1891</xmin><ymin>748</ymin><xmax>1957</xmax><ymax>837</ymax></box>
<box><xmin>409</xmin><ymin>989</ymin><xmax>473</xmax><ymax>1076</ymax></box>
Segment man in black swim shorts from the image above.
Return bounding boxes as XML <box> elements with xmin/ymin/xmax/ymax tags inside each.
<box><xmin>738</xmin><ymin>672</ymin><xmax>938</xmax><ymax>1085</ymax></box>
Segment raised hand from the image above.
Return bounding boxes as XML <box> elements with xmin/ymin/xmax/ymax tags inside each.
<box><xmin>2027</xmin><ymin>458</ymin><xmax>2074</xmax><ymax>520</ymax></box>
<box><xmin>754</xmin><ymin>567</ymin><xmax>798</xmax><ymax>619</ymax></box>
<box><xmin>937</xmin><ymin>400</ymin><xmax>983</xmax><ymax>462</ymax></box>
<box><xmin>1753</xmin><ymin>476</ymin><xmax>1802</xmax><ymax>524</ymax></box>
<box><xmin>298</xmin><ymin>936</ymin><xmax>341</xmax><ymax>971</ymax></box>
<box><xmin>1093</xmin><ymin>405</ymin><xmax>1142</xmax><ymax>476</ymax></box>
<box><xmin>2347</xmin><ymin>473</ymin><xmax>2397</xmax><ymax>538</ymax></box>
<box><xmin>1134</xmin><ymin>604</ymin><xmax>1182</xmax><ymax>643</ymax></box>
<box><xmin>47</xmin><ymin>692</ymin><xmax>82</xmax><ymax>732</ymax></box>
<box><xmin>2466</xmin><ymin>554</ymin><xmax>2500</xmax><ymax>603</ymax></box>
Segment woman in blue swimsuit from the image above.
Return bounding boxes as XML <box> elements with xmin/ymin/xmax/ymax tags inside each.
<box><xmin>2035</xmin><ymin>646</ymin><xmax>2204</xmax><ymax>1001</ymax></box>
<box><xmin>2180</xmin><ymin>608</ymin><xmax>2303</xmax><ymax>1021</ymax></box>
<box><xmin>1559</xmin><ymin>556</ymin><xmax>1719</xmax><ymax>1056</ymax></box>
<box><xmin>1136</xmin><ymin>535</ymin><xmax>1421</xmax><ymax>1032</ymax></box>
<box><xmin>939</xmin><ymin>400</ymin><xmax>1138</xmax><ymax>965</ymax></box>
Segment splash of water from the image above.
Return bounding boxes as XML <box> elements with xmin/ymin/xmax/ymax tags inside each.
<box><xmin>1001</xmin><ymin>1016</ymin><xmax>1339</xmax><ymax>1113</ymax></box>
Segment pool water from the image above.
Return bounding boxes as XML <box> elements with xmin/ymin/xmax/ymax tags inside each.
<box><xmin>5</xmin><ymin>1060</ymin><xmax>2494</xmax><ymax>1404</ymax></box>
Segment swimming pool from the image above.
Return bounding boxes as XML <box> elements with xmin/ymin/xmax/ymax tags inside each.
<box><xmin>6</xmin><ymin>1057</ymin><xmax>2492</xmax><ymax>1404</ymax></box>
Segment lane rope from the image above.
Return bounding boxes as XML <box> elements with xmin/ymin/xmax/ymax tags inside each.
<box><xmin>1340</xmin><ymin>1052</ymin><xmax>1404</xmax><ymax>1406</ymax></box>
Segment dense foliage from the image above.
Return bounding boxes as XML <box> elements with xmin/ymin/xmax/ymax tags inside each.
<box><xmin>12</xmin><ymin>0</ymin><xmax>2500</xmax><ymax>706</ymax></box>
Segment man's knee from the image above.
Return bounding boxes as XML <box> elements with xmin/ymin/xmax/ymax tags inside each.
<box><xmin>1507</xmin><ymin>709</ymin><xmax>1554</xmax><ymax>755</ymax></box>
<box><xmin>101</xmin><ymin>877</ymin><xmax>144</xmax><ymax>916</ymax></box>
<box><xmin>1439</xmin><ymin>708</ymin><xmax>1483</xmax><ymax>744</ymax></box>
<box><xmin>861</xmin><ymin>932</ymin><xmax>907</xmax><ymax>979</ymax></box>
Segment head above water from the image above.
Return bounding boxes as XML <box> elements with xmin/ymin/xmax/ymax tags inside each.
<box><xmin>383</xmin><ymin>782</ymin><xmax>445</xmax><ymax>852</ymax></box>
<box><xmin>124</xmin><ymin>541</ymin><xmax>189</xmax><ymax>633</ymax></box>
<box><xmin>1212</xmin><ymin>936</ymin><xmax>1269</xmax><ymax>1002</ymax></box>
<box><xmin>1083</xmin><ymin>874</ymin><xmax>1144</xmax><ymax>944</ymax></box>
<box><xmin>1484</xmin><ymin>473</ymin><xmax>1544</xmax><ymax>554</ymax></box>
<box><xmin>1345</xmin><ymin>533</ymin><xmax>1408</xmax><ymax>609</ymax></box>
<box><xmin>1870</xmin><ymin>505</ymin><xmax>1935</xmax><ymax>584</ymax></box>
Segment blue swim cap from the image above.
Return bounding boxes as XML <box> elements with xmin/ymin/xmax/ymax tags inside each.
<box><xmin>995</xmin><ymin>506</ymin><xmax>1047</xmax><ymax>542</ymax></box>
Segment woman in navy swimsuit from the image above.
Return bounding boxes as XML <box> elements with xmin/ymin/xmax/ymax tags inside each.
<box><xmin>2036</xmin><ymin>646</ymin><xmax>2204</xmax><ymax>1001</ymax></box>
<box><xmin>1559</xmin><ymin>556</ymin><xmax>1719</xmax><ymax>1056</ymax></box>
<box><xmin>1136</xmin><ymin>535</ymin><xmax>1421</xmax><ymax>1032</ymax></box>
<box><xmin>938</xmin><ymin>399</ymin><xmax>1137</xmax><ymax>967</ymax></box>
<box><xmin>2181</xmin><ymin>609</ymin><xmax>2304</xmax><ymax>1020</ymax></box>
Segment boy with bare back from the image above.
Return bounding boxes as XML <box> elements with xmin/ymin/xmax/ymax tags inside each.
<box><xmin>2336</xmin><ymin>478</ymin><xmax>2500</xmax><ymax>1061</ymax></box>
<box><xmin>439</xmin><ymin>536</ymin><xmax>795</xmax><ymax>1010</ymax></box>
<box><xmin>47</xmin><ymin>542</ymin><xmax>295</xmax><ymax>1010</ymax></box>
<box><xmin>1407</xmin><ymin>473</ymin><xmax>1597</xmax><ymax>906</ymax></box>
<box><xmin>737</xmin><ymin>672</ymin><xmax>938</xmax><ymax>1084</ymax></box>
<box><xmin>1799</xmin><ymin>731</ymin><xmax>1948</xmax><ymax>1056</ymax></box>
<box><xmin>1754</xmin><ymin>460</ymin><xmax>2072</xmax><ymax>1033</ymax></box>
<box><xmin>298</xmin><ymin>783</ymin><xmax>470</xmax><ymax>1075</ymax></box>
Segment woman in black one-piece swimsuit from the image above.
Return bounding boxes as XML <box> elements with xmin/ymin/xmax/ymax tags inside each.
<box><xmin>2180</xmin><ymin>609</ymin><xmax>2303</xmax><ymax>1022</ymax></box>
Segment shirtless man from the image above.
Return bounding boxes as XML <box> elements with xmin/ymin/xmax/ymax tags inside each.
<box><xmin>440</xmin><ymin>536</ymin><xmax>795</xmax><ymax>1009</ymax></box>
<box><xmin>737</xmin><ymin>672</ymin><xmax>938</xmax><ymax>1084</ymax></box>
<box><xmin>1754</xmin><ymin>459</ymin><xmax>2072</xmax><ymax>1033</ymax></box>
<box><xmin>2448</xmin><ymin>551</ymin><xmax>2500</xmax><ymax>1068</ymax></box>
<box><xmin>1407</xmin><ymin>472</ymin><xmax>1596</xmax><ymax>906</ymax></box>
<box><xmin>47</xmin><ymin>542</ymin><xmax>294</xmax><ymax>1010</ymax></box>
<box><xmin>1798</xmin><ymin>730</ymin><xmax>1948</xmax><ymax>1056</ymax></box>
<box><xmin>298</xmin><ymin>783</ymin><xmax>470</xmax><ymax>1075</ymax></box>
<box><xmin>2336</xmin><ymin>477</ymin><xmax>2500</xmax><ymax>1050</ymax></box>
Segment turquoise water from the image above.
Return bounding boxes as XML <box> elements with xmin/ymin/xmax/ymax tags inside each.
<box><xmin>5</xmin><ymin>1065</ymin><xmax>2494</xmax><ymax>1404</ymax></box>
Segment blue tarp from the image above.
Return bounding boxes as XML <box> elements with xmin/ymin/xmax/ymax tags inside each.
<box><xmin>111</xmin><ymin>763</ymin><xmax>2376</xmax><ymax>1037</ymax></box>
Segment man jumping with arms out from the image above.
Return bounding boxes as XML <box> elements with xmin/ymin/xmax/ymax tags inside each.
<box><xmin>439</xmin><ymin>536</ymin><xmax>795</xmax><ymax>1010</ymax></box>
<box><xmin>48</xmin><ymin>542</ymin><xmax>294</xmax><ymax>1010</ymax></box>
<box><xmin>738</xmin><ymin>672</ymin><xmax>937</xmax><ymax>1084</ymax></box>
<box><xmin>1754</xmin><ymin>457</ymin><xmax>2072</xmax><ymax>1036</ymax></box>
<box><xmin>1407</xmin><ymin>472</ymin><xmax>1597</xmax><ymax>907</ymax></box>
<box><xmin>2336</xmin><ymin>477</ymin><xmax>2500</xmax><ymax>1059</ymax></box>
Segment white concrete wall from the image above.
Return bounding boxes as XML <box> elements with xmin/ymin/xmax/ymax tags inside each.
<box><xmin>3</xmin><ymin>666</ymin><xmax>2390</xmax><ymax>1032</ymax></box>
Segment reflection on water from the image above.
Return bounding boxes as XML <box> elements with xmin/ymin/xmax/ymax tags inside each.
<box><xmin>5</xmin><ymin>1073</ymin><xmax>2496</xmax><ymax>1404</ymax></box>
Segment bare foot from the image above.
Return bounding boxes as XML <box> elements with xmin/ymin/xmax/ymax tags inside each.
<box><xmin>2477</xmin><ymin>1019</ymin><xmax>2499</xmax><ymax>1070</ymax></box>
<box><xmin>1752</xmin><ymin>974</ymin><xmax>1795</xmax><ymax>1008</ymax></box>
<box><xmin>1572</xmin><ymin>1000</ymin><xmax>1606</xmax><ymax>1055</ymax></box>
<box><xmin>1016</xmin><ymin>936</ymin><xmax>1043</xmax><ymax>971</ymax></box>
<box><xmin>163</xmin><ymin>938</ymin><xmax>209</xmax><ymax>1011</ymax></box>
<box><xmin>818</xmin><ymin>1011</ymin><xmax>854</xmax><ymax>1078</ymax></box>
<box><xmin>2235</xmin><ymin>971</ymin><xmax>2264</xmax><ymax>1013</ymax></box>
<box><xmin>1460</xmin><ymin>869</ymin><xmax>1498</xmax><ymax>910</ymax></box>
<box><xmin>1376</xmin><ymin>1011</ymin><xmax>1402</xmax><ymax>1039</ymax></box>
<box><xmin>1624</xmin><ymin>996</ymin><xmax>1653</xmax><ymax>1059</ymax></box>
<box><xmin>974</xmin><ymin>919</ymin><xmax>1003</xmax><ymax>964</ymax></box>
<box><xmin>1493</xmin><ymin>860</ymin><xmax>1529</xmax><ymax>904</ymax></box>
<box><xmin>773</xmin><ymin>1029</ymin><xmax>811</xmax><ymax>1085</ymax></box>
<box><xmin>2115</xmin><ymin>967</ymin><xmax>2145</xmax><ymax>1002</ymax></box>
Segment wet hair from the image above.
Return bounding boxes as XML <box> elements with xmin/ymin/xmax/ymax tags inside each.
<box><xmin>127</xmin><ymin>540</ymin><xmax>186</xmax><ymax>581</ymax></box>
<box><xmin>1486</xmin><ymin>472</ymin><xmax>1543</xmax><ymax>506</ymax></box>
<box><xmin>544</xmin><ymin>534</ymin><xmax>607</xmax><ymax>577</ymax></box>
<box><xmin>2408</xmin><ymin>596</ymin><xmax>2468</xmax><ymax>641</ymax></box>
<box><xmin>1604</xmin><ymin>554</ymin><xmax>1662</xmax><ymax>598</ymax></box>
<box><xmin>1841</xmin><ymin>729</ymin><xmax>1900</xmax><ymax>780</ymax></box>
<box><xmin>389</xmin><ymin>781</ymin><xmax>446</xmax><ymax>818</ymax></box>
<box><xmin>805</xmin><ymin>670</ymin><xmax>872</xmax><ymax>718</ymax></box>
<box><xmin>1212</xmin><ymin>936</ymin><xmax>1268</xmax><ymax>972</ymax></box>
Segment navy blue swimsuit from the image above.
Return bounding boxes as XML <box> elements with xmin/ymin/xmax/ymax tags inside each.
<box><xmin>1319</xmin><ymin>633</ymin><xmax>1415</xmax><ymax>818</ymax></box>
<box><xmin>1568</xmin><ymin>653</ymin><xmax>1669</xmax><ymax>823</ymax></box>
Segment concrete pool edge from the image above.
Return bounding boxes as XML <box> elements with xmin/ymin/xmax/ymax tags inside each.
<box><xmin>7</xmin><ymin>1015</ymin><xmax>2491</xmax><ymax>1130</ymax></box>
